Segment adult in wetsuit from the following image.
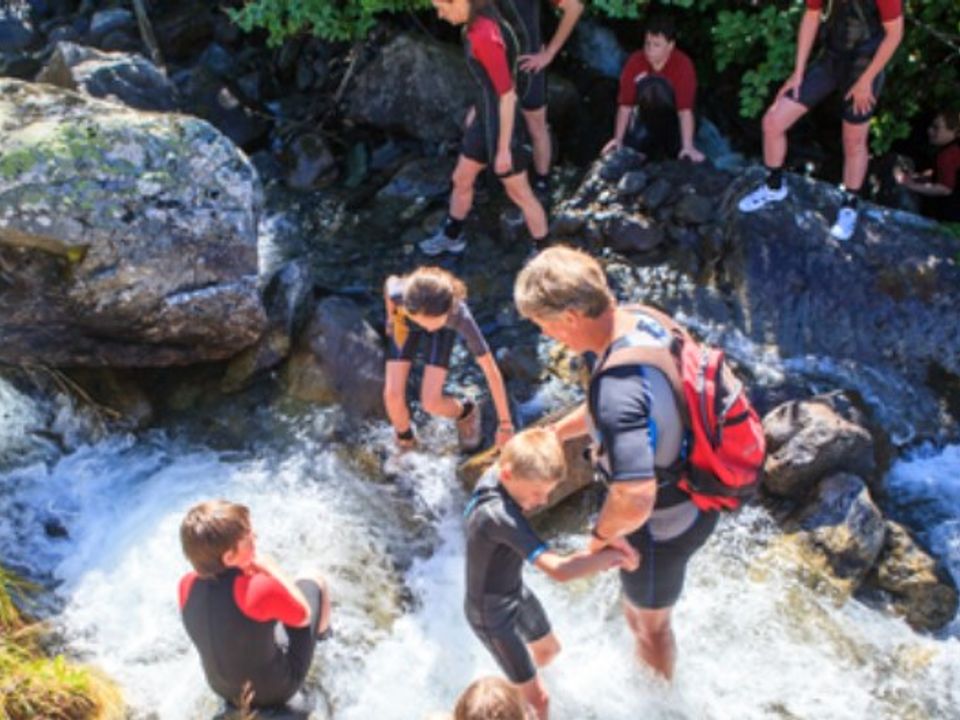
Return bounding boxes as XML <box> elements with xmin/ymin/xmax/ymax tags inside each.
<box><xmin>514</xmin><ymin>246</ymin><xmax>720</xmax><ymax>681</ymax></box>
<box><xmin>603</xmin><ymin>14</ymin><xmax>704</xmax><ymax>163</ymax></box>
<box><xmin>178</xmin><ymin>501</ymin><xmax>332</xmax><ymax>710</ymax></box>
<box><xmin>497</xmin><ymin>0</ymin><xmax>585</xmax><ymax>200</ymax></box>
<box><xmin>738</xmin><ymin>0</ymin><xmax>904</xmax><ymax>241</ymax></box>
<box><xmin>896</xmin><ymin>110</ymin><xmax>960</xmax><ymax>223</ymax></box>
<box><xmin>422</xmin><ymin>0</ymin><xmax>548</xmax><ymax>256</ymax></box>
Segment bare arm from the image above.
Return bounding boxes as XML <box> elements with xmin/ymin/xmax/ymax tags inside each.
<box><xmin>477</xmin><ymin>352</ymin><xmax>514</xmax><ymax>445</ymax></box>
<box><xmin>901</xmin><ymin>180</ymin><xmax>952</xmax><ymax>197</ymax></box>
<box><xmin>586</xmin><ymin>479</ymin><xmax>657</xmax><ymax>553</ymax></box>
<box><xmin>495</xmin><ymin>89</ymin><xmax>519</xmax><ymax>174</ymax></box>
<box><xmin>856</xmin><ymin>17</ymin><xmax>904</xmax><ymax>87</ymax></box>
<box><xmin>603</xmin><ymin>105</ymin><xmax>634</xmax><ymax>154</ymax></box>
<box><xmin>677</xmin><ymin>109</ymin><xmax>704</xmax><ymax>162</ymax></box>
<box><xmin>794</xmin><ymin>9</ymin><xmax>821</xmax><ymax>76</ymax></box>
<box><xmin>544</xmin><ymin>0</ymin><xmax>584</xmax><ymax>62</ymax></box>
<box><xmin>549</xmin><ymin>402</ymin><xmax>590</xmax><ymax>442</ymax></box>
<box><xmin>534</xmin><ymin>546</ymin><xmax>624</xmax><ymax>582</ymax></box>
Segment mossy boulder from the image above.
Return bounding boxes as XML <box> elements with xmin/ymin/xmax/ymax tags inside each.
<box><xmin>0</xmin><ymin>79</ymin><xmax>266</xmax><ymax>366</ymax></box>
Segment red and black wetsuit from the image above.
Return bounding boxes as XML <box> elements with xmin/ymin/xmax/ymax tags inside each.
<box><xmin>496</xmin><ymin>0</ymin><xmax>563</xmax><ymax>111</ymax></box>
<box><xmin>460</xmin><ymin>8</ymin><xmax>531</xmax><ymax>176</ymax></box>
<box><xmin>179</xmin><ymin>569</ymin><xmax>322</xmax><ymax>708</ymax></box>
<box><xmin>794</xmin><ymin>0</ymin><xmax>902</xmax><ymax>123</ymax></box>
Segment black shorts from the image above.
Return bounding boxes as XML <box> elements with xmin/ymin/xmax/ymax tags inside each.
<box><xmin>794</xmin><ymin>51</ymin><xmax>886</xmax><ymax>124</ymax></box>
<box><xmin>520</xmin><ymin>68</ymin><xmax>546</xmax><ymax>111</ymax></box>
<box><xmin>620</xmin><ymin>509</ymin><xmax>718</xmax><ymax>610</ymax></box>
<box><xmin>387</xmin><ymin>326</ymin><xmax>456</xmax><ymax>369</ymax></box>
<box><xmin>468</xmin><ymin>586</ymin><xmax>552</xmax><ymax>684</ymax></box>
<box><xmin>461</xmin><ymin>118</ymin><xmax>532</xmax><ymax>178</ymax></box>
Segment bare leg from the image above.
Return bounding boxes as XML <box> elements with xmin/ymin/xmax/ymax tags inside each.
<box><xmin>420</xmin><ymin>365</ymin><xmax>461</xmax><ymax>419</ymax></box>
<box><xmin>527</xmin><ymin>632</ymin><xmax>561</xmax><ymax>669</ymax></box>
<box><xmin>841</xmin><ymin>120</ymin><xmax>871</xmax><ymax>191</ymax></box>
<box><xmin>501</xmin><ymin>172</ymin><xmax>548</xmax><ymax>239</ymax></box>
<box><xmin>516</xmin><ymin>673</ymin><xmax>550</xmax><ymax>720</ymax></box>
<box><xmin>762</xmin><ymin>96</ymin><xmax>810</xmax><ymax>169</ymax></box>
<box><xmin>383</xmin><ymin>360</ymin><xmax>413</xmax><ymax>434</ymax></box>
<box><xmin>449</xmin><ymin>155</ymin><xmax>486</xmax><ymax>221</ymax></box>
<box><xmin>622</xmin><ymin>601</ymin><xmax>676</xmax><ymax>681</ymax></box>
<box><xmin>523</xmin><ymin>107</ymin><xmax>551</xmax><ymax>177</ymax></box>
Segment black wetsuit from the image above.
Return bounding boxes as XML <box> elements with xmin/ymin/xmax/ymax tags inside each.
<box><xmin>497</xmin><ymin>0</ymin><xmax>549</xmax><ymax>110</ymax></box>
<box><xmin>180</xmin><ymin>569</ymin><xmax>323</xmax><ymax>708</ymax></box>
<box><xmin>463</xmin><ymin>468</ymin><xmax>551</xmax><ymax>683</ymax></box>
<box><xmin>587</xmin><ymin>311</ymin><xmax>718</xmax><ymax>609</ymax></box>
<box><xmin>461</xmin><ymin>8</ymin><xmax>531</xmax><ymax>176</ymax></box>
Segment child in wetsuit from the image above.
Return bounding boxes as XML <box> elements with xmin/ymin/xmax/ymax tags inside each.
<box><xmin>178</xmin><ymin>500</ymin><xmax>332</xmax><ymax>711</ymax></box>
<box><xmin>421</xmin><ymin>0</ymin><xmax>548</xmax><ymax>256</ymax></box>
<box><xmin>463</xmin><ymin>428</ymin><xmax>633</xmax><ymax>719</ymax></box>
<box><xmin>383</xmin><ymin>266</ymin><xmax>513</xmax><ymax>451</ymax></box>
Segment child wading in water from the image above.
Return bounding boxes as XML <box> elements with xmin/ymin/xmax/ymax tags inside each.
<box><xmin>383</xmin><ymin>266</ymin><xmax>513</xmax><ymax>451</ymax></box>
<box><xmin>463</xmin><ymin>428</ymin><xmax>637</xmax><ymax>718</ymax></box>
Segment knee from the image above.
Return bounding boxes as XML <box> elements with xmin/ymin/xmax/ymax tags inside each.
<box><xmin>762</xmin><ymin>108</ymin><xmax>784</xmax><ymax>137</ymax></box>
<box><xmin>535</xmin><ymin>639</ymin><xmax>560</xmax><ymax>668</ymax></box>
<box><xmin>451</xmin><ymin>168</ymin><xmax>474</xmax><ymax>193</ymax></box>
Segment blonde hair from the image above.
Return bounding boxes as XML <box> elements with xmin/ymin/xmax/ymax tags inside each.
<box><xmin>514</xmin><ymin>245</ymin><xmax>613</xmax><ymax>320</ymax></box>
<box><xmin>180</xmin><ymin>500</ymin><xmax>251</xmax><ymax>577</ymax></box>
<box><xmin>403</xmin><ymin>266</ymin><xmax>468</xmax><ymax>318</ymax></box>
<box><xmin>500</xmin><ymin>427</ymin><xmax>566</xmax><ymax>483</ymax></box>
<box><xmin>454</xmin><ymin>676</ymin><xmax>528</xmax><ymax>720</ymax></box>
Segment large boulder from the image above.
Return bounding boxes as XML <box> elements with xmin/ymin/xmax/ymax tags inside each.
<box><xmin>763</xmin><ymin>393</ymin><xmax>877</xmax><ymax>498</ymax></box>
<box><xmin>282</xmin><ymin>297</ymin><xmax>385</xmax><ymax>419</ymax></box>
<box><xmin>0</xmin><ymin>79</ymin><xmax>266</xmax><ymax>366</ymax></box>
<box><xmin>867</xmin><ymin>520</ymin><xmax>959</xmax><ymax>632</ymax></box>
<box><xmin>345</xmin><ymin>34</ymin><xmax>472</xmax><ymax>143</ymax></box>
<box><xmin>36</xmin><ymin>42</ymin><xmax>178</xmax><ymax>112</ymax></box>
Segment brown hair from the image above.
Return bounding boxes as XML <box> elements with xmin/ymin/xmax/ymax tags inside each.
<box><xmin>402</xmin><ymin>266</ymin><xmax>467</xmax><ymax>318</ymax></box>
<box><xmin>180</xmin><ymin>500</ymin><xmax>251</xmax><ymax>577</ymax></box>
<box><xmin>514</xmin><ymin>245</ymin><xmax>613</xmax><ymax>321</ymax></box>
<box><xmin>936</xmin><ymin>109</ymin><xmax>960</xmax><ymax>133</ymax></box>
<box><xmin>501</xmin><ymin>427</ymin><xmax>566</xmax><ymax>484</ymax></box>
<box><xmin>453</xmin><ymin>677</ymin><xmax>528</xmax><ymax>720</ymax></box>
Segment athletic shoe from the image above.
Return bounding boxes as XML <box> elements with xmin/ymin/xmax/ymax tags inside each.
<box><xmin>737</xmin><ymin>183</ymin><xmax>789</xmax><ymax>213</ymax></box>
<box><xmin>829</xmin><ymin>206</ymin><xmax>858</xmax><ymax>241</ymax></box>
<box><xmin>419</xmin><ymin>226</ymin><xmax>467</xmax><ymax>256</ymax></box>
<box><xmin>456</xmin><ymin>402</ymin><xmax>482</xmax><ymax>453</ymax></box>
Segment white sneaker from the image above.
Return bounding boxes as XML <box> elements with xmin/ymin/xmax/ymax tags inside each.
<box><xmin>738</xmin><ymin>183</ymin><xmax>789</xmax><ymax>213</ymax></box>
<box><xmin>829</xmin><ymin>206</ymin><xmax>858</xmax><ymax>241</ymax></box>
<box><xmin>419</xmin><ymin>227</ymin><xmax>467</xmax><ymax>256</ymax></box>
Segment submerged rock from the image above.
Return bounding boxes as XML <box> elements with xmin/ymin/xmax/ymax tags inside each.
<box><xmin>0</xmin><ymin>79</ymin><xmax>266</xmax><ymax>366</ymax></box>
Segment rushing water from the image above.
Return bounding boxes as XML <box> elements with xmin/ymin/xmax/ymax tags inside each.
<box><xmin>0</xmin><ymin>376</ymin><xmax>958</xmax><ymax>720</ymax></box>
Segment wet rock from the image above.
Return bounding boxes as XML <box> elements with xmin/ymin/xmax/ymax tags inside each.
<box><xmin>638</xmin><ymin>178</ymin><xmax>673</xmax><ymax>211</ymax></box>
<box><xmin>64</xmin><ymin>368</ymin><xmax>154</xmax><ymax>429</ymax></box>
<box><xmin>763</xmin><ymin>393</ymin><xmax>876</xmax><ymax>498</ymax></box>
<box><xmin>88</xmin><ymin>8</ymin><xmax>134</xmax><ymax>43</ymax></box>
<box><xmin>598</xmin><ymin>146</ymin><xmax>645</xmax><ymax>183</ymax></box>
<box><xmin>548</xmin><ymin>211</ymin><xmax>588</xmax><ymax>239</ymax></box>
<box><xmin>791</xmin><ymin>473</ymin><xmax>886</xmax><ymax>594</ymax></box>
<box><xmin>283</xmin><ymin>132</ymin><xmax>337</xmax><ymax>191</ymax></box>
<box><xmin>673</xmin><ymin>193</ymin><xmax>715</xmax><ymax>225</ymax></box>
<box><xmin>617</xmin><ymin>170</ymin><xmax>648</xmax><ymax>197</ymax></box>
<box><xmin>173</xmin><ymin>65</ymin><xmax>269</xmax><ymax>148</ymax></box>
<box><xmin>606</xmin><ymin>215</ymin><xmax>665</xmax><ymax>254</ymax></box>
<box><xmin>283</xmin><ymin>297</ymin><xmax>385</xmax><ymax>419</ymax></box>
<box><xmin>378</xmin><ymin>157</ymin><xmax>454</xmax><ymax>201</ymax></box>
<box><xmin>98</xmin><ymin>29</ymin><xmax>140</xmax><ymax>53</ymax></box>
<box><xmin>37</xmin><ymin>42</ymin><xmax>177</xmax><ymax>112</ymax></box>
<box><xmin>573</xmin><ymin>17</ymin><xmax>626</xmax><ymax>78</ymax></box>
<box><xmin>0</xmin><ymin>12</ymin><xmax>39</xmax><ymax>50</ymax></box>
<box><xmin>198</xmin><ymin>42</ymin><xmax>234</xmax><ymax>79</ymax></box>
<box><xmin>154</xmin><ymin>2</ymin><xmax>216</xmax><ymax>61</ymax></box>
<box><xmin>868</xmin><ymin>521</ymin><xmax>959</xmax><ymax>631</ymax></box>
<box><xmin>0</xmin><ymin>79</ymin><xmax>266</xmax><ymax>366</ymax></box>
<box><xmin>346</xmin><ymin>34</ymin><xmax>473</xmax><ymax>143</ymax></box>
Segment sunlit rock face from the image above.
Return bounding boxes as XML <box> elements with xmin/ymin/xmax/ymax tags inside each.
<box><xmin>0</xmin><ymin>79</ymin><xmax>266</xmax><ymax>366</ymax></box>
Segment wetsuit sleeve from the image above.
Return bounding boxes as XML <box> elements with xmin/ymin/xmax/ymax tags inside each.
<box><xmin>468</xmin><ymin>18</ymin><xmax>514</xmax><ymax>96</ymax></box>
<box><xmin>876</xmin><ymin>0</ymin><xmax>902</xmax><ymax>22</ymax></box>
<box><xmin>593</xmin><ymin>366</ymin><xmax>658</xmax><ymax>482</ymax></box>
<box><xmin>617</xmin><ymin>52</ymin><xmax>646</xmax><ymax>106</ymax></box>
<box><xmin>485</xmin><ymin>505</ymin><xmax>547</xmax><ymax>563</ymax></box>
<box><xmin>178</xmin><ymin>572</ymin><xmax>198</xmax><ymax>610</ymax></box>
<box><xmin>672</xmin><ymin>52</ymin><xmax>697</xmax><ymax>112</ymax></box>
<box><xmin>937</xmin><ymin>147</ymin><xmax>960</xmax><ymax>190</ymax></box>
<box><xmin>234</xmin><ymin>572</ymin><xmax>308</xmax><ymax>626</ymax></box>
<box><xmin>450</xmin><ymin>303</ymin><xmax>490</xmax><ymax>357</ymax></box>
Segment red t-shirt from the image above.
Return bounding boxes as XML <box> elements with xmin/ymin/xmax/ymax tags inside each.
<box><xmin>179</xmin><ymin>571</ymin><xmax>307</xmax><ymax>627</ymax></box>
<box><xmin>936</xmin><ymin>143</ymin><xmax>960</xmax><ymax>191</ymax></box>
<box><xmin>805</xmin><ymin>0</ymin><xmax>902</xmax><ymax>23</ymax></box>
<box><xmin>617</xmin><ymin>48</ymin><xmax>697</xmax><ymax>111</ymax></box>
<box><xmin>467</xmin><ymin>16</ymin><xmax>514</xmax><ymax>96</ymax></box>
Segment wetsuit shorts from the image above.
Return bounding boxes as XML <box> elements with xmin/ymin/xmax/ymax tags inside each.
<box><xmin>521</xmin><ymin>68</ymin><xmax>546</xmax><ymax>111</ymax></box>
<box><xmin>387</xmin><ymin>325</ymin><xmax>457</xmax><ymax>369</ymax></box>
<box><xmin>468</xmin><ymin>585</ymin><xmax>551</xmax><ymax>683</ymax></box>
<box><xmin>620</xmin><ymin>508</ymin><xmax>718</xmax><ymax>610</ymax></box>
<box><xmin>461</xmin><ymin>117</ymin><xmax>533</xmax><ymax>177</ymax></box>
<box><xmin>792</xmin><ymin>51</ymin><xmax>886</xmax><ymax>124</ymax></box>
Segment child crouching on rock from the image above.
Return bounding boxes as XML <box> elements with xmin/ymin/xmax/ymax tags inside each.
<box><xmin>383</xmin><ymin>266</ymin><xmax>513</xmax><ymax>452</ymax></box>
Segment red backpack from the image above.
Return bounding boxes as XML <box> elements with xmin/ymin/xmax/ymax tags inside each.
<box><xmin>592</xmin><ymin>305</ymin><xmax>766</xmax><ymax>512</ymax></box>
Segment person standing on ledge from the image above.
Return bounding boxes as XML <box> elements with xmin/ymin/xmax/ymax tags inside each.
<box><xmin>737</xmin><ymin>0</ymin><xmax>903</xmax><ymax>241</ymax></box>
<box><xmin>602</xmin><ymin>14</ymin><xmax>704</xmax><ymax>163</ymax></box>
<box><xmin>498</xmin><ymin>0</ymin><xmax>585</xmax><ymax>205</ymax></box>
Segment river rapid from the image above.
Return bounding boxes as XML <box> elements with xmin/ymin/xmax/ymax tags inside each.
<box><xmin>0</xmin><ymin>370</ymin><xmax>958</xmax><ymax>720</ymax></box>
